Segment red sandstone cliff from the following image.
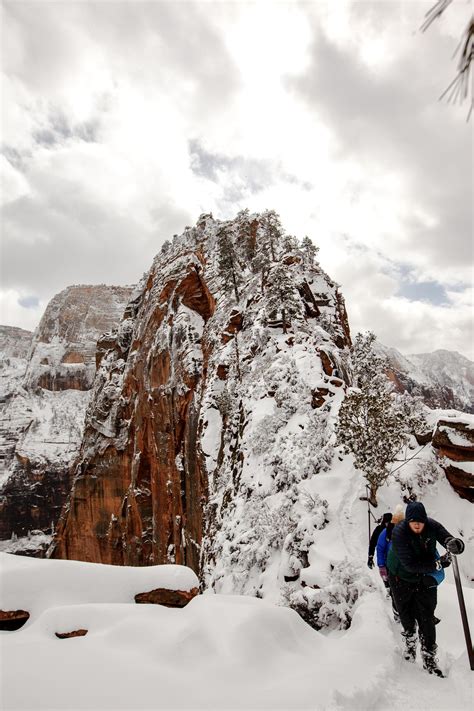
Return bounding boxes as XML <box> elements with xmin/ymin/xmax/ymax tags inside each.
<box><xmin>432</xmin><ymin>417</ymin><xmax>474</xmax><ymax>502</ymax></box>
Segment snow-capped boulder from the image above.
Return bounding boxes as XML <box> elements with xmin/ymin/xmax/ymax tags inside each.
<box><xmin>0</xmin><ymin>552</ymin><xmax>199</xmax><ymax>629</ymax></box>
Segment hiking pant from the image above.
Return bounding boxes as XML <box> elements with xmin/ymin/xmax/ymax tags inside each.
<box><xmin>388</xmin><ymin>574</ymin><xmax>437</xmax><ymax>651</ymax></box>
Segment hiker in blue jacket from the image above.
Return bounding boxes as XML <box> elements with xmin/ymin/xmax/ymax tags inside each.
<box><xmin>376</xmin><ymin>504</ymin><xmax>404</xmax><ymax>621</ymax></box>
<box><xmin>387</xmin><ymin>501</ymin><xmax>465</xmax><ymax>677</ymax></box>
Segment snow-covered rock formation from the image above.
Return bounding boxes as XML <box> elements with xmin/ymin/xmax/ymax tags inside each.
<box><xmin>379</xmin><ymin>344</ymin><xmax>474</xmax><ymax>413</ymax></box>
<box><xmin>0</xmin><ymin>286</ymin><xmax>132</xmax><ymax>555</ymax></box>
<box><xmin>0</xmin><ymin>325</ymin><xmax>33</xmax><ymax>360</ymax></box>
<box><xmin>51</xmin><ymin>212</ymin><xmax>352</xmax><ymax>586</ymax></box>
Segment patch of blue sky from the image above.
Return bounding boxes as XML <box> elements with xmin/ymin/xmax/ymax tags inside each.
<box><xmin>397</xmin><ymin>280</ymin><xmax>448</xmax><ymax>305</ymax></box>
<box><xmin>18</xmin><ymin>295</ymin><xmax>40</xmax><ymax>309</ymax></box>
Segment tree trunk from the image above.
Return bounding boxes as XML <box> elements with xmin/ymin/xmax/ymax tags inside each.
<box><xmin>234</xmin><ymin>334</ymin><xmax>242</xmax><ymax>382</ymax></box>
<box><xmin>232</xmin><ymin>268</ymin><xmax>240</xmax><ymax>302</ymax></box>
<box><xmin>368</xmin><ymin>482</ymin><xmax>378</xmax><ymax>507</ymax></box>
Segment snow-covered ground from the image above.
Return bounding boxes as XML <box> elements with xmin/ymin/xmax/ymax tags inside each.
<box><xmin>1</xmin><ymin>455</ymin><xmax>473</xmax><ymax>711</ymax></box>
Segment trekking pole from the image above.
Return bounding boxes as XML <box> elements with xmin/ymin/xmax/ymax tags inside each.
<box><xmin>451</xmin><ymin>553</ymin><xmax>474</xmax><ymax>671</ymax></box>
<box><xmin>366</xmin><ymin>485</ymin><xmax>371</xmax><ymax>541</ymax></box>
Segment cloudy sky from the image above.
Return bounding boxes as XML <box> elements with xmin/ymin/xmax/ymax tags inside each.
<box><xmin>1</xmin><ymin>0</ymin><xmax>472</xmax><ymax>358</ymax></box>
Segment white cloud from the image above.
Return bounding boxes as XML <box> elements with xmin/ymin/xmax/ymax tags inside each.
<box><xmin>0</xmin><ymin>289</ymin><xmax>45</xmax><ymax>333</ymax></box>
<box><xmin>0</xmin><ymin>0</ymin><xmax>472</xmax><ymax>359</ymax></box>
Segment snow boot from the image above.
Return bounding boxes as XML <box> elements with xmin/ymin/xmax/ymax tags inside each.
<box><xmin>421</xmin><ymin>647</ymin><xmax>445</xmax><ymax>678</ymax></box>
<box><xmin>402</xmin><ymin>631</ymin><xmax>417</xmax><ymax>662</ymax></box>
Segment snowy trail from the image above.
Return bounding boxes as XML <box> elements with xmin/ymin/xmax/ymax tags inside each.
<box><xmin>331</xmin><ymin>462</ymin><xmax>473</xmax><ymax>710</ymax></box>
<box><xmin>337</xmin><ymin>458</ymin><xmax>368</xmax><ymax>560</ymax></box>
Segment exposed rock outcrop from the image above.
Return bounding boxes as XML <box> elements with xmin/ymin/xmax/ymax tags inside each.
<box><xmin>55</xmin><ymin>629</ymin><xmax>88</xmax><ymax>639</ymax></box>
<box><xmin>52</xmin><ymin>254</ymin><xmax>217</xmax><ymax>572</ymax></box>
<box><xmin>0</xmin><ymin>609</ymin><xmax>30</xmax><ymax>631</ymax></box>
<box><xmin>432</xmin><ymin>417</ymin><xmax>474</xmax><ymax>502</ymax></box>
<box><xmin>134</xmin><ymin>587</ymin><xmax>198</xmax><ymax>607</ymax></box>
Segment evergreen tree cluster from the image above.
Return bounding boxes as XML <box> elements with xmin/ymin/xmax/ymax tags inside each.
<box><xmin>215</xmin><ymin>210</ymin><xmax>320</xmax><ymax>334</ymax></box>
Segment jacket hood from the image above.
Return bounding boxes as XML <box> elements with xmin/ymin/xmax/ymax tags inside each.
<box><xmin>405</xmin><ymin>502</ymin><xmax>428</xmax><ymax>523</ymax></box>
<box><xmin>382</xmin><ymin>512</ymin><xmax>392</xmax><ymax>524</ymax></box>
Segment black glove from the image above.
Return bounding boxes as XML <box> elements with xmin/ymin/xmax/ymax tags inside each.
<box><xmin>439</xmin><ymin>552</ymin><xmax>451</xmax><ymax>568</ymax></box>
<box><xmin>367</xmin><ymin>555</ymin><xmax>374</xmax><ymax>569</ymax></box>
<box><xmin>445</xmin><ymin>537</ymin><xmax>465</xmax><ymax>555</ymax></box>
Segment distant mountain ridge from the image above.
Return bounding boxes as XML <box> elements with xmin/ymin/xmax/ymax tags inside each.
<box><xmin>377</xmin><ymin>344</ymin><xmax>474</xmax><ymax>413</ymax></box>
<box><xmin>0</xmin><ymin>325</ymin><xmax>33</xmax><ymax>360</ymax></box>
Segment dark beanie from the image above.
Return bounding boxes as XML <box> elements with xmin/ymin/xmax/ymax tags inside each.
<box><xmin>382</xmin><ymin>513</ymin><xmax>392</xmax><ymax>524</ymax></box>
<box><xmin>406</xmin><ymin>502</ymin><xmax>427</xmax><ymax>523</ymax></box>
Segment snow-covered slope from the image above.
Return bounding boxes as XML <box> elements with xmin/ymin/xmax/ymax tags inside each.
<box><xmin>1</xmin><ymin>521</ymin><xmax>472</xmax><ymax>710</ymax></box>
<box><xmin>0</xmin><ymin>325</ymin><xmax>33</xmax><ymax>359</ymax></box>
<box><xmin>379</xmin><ymin>344</ymin><xmax>474</xmax><ymax>413</ymax></box>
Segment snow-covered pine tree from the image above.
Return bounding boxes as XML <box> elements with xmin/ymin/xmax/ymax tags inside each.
<box><xmin>264</xmin><ymin>262</ymin><xmax>302</xmax><ymax>334</ymax></box>
<box><xmin>260</xmin><ymin>209</ymin><xmax>283</xmax><ymax>262</ymax></box>
<box><xmin>336</xmin><ymin>332</ymin><xmax>426</xmax><ymax>506</ymax></box>
<box><xmin>301</xmin><ymin>236</ymin><xmax>319</xmax><ymax>266</ymax></box>
<box><xmin>235</xmin><ymin>208</ymin><xmax>255</xmax><ymax>263</ymax></box>
<box><xmin>281</xmin><ymin>234</ymin><xmax>299</xmax><ymax>258</ymax></box>
<box><xmin>160</xmin><ymin>239</ymin><xmax>171</xmax><ymax>255</ymax></box>
<box><xmin>217</xmin><ymin>225</ymin><xmax>242</xmax><ymax>302</ymax></box>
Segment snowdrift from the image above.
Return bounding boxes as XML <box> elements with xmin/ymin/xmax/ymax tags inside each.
<box><xmin>1</xmin><ymin>554</ymin><xmax>473</xmax><ymax>710</ymax></box>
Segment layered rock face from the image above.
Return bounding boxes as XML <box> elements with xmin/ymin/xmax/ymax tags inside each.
<box><xmin>432</xmin><ymin>416</ymin><xmax>474</xmax><ymax>502</ymax></box>
<box><xmin>380</xmin><ymin>344</ymin><xmax>474</xmax><ymax>413</ymax></box>
<box><xmin>52</xmin><ymin>212</ymin><xmax>352</xmax><ymax>575</ymax></box>
<box><xmin>25</xmin><ymin>285</ymin><xmax>133</xmax><ymax>392</ymax></box>
<box><xmin>0</xmin><ymin>286</ymin><xmax>132</xmax><ymax>554</ymax></box>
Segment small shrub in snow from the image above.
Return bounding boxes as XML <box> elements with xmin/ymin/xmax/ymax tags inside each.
<box><xmin>281</xmin><ymin>493</ymin><xmax>329</xmax><ymax>577</ymax></box>
<box><xmin>250</xmin><ymin>412</ymin><xmax>287</xmax><ymax>457</ymax></box>
<box><xmin>249</xmin><ymin>497</ymin><xmax>296</xmax><ymax>550</ymax></box>
<box><xmin>215</xmin><ymin>389</ymin><xmax>233</xmax><ymax>419</ymax></box>
<box><xmin>396</xmin><ymin>458</ymin><xmax>442</xmax><ymax>501</ymax></box>
<box><xmin>283</xmin><ymin>559</ymin><xmax>373</xmax><ymax>631</ymax></box>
